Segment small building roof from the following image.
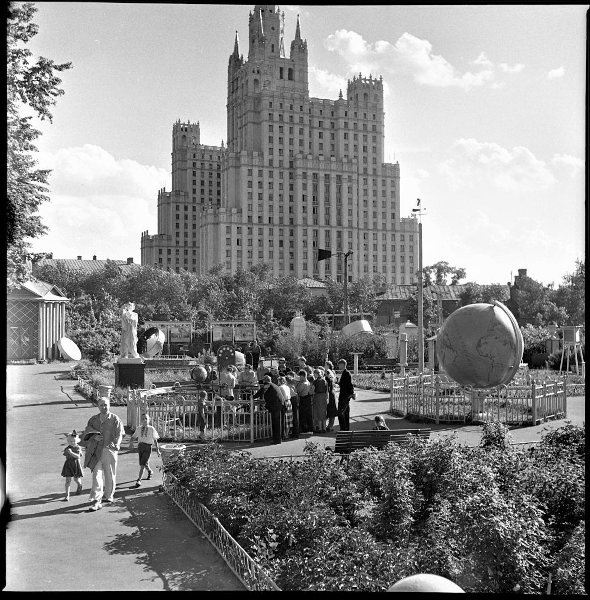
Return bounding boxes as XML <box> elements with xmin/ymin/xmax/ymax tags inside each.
<box><xmin>377</xmin><ymin>283</ymin><xmax>510</xmax><ymax>302</ymax></box>
<box><xmin>33</xmin><ymin>258</ymin><xmax>140</xmax><ymax>277</ymax></box>
<box><xmin>8</xmin><ymin>280</ymin><xmax>69</xmax><ymax>302</ymax></box>
<box><xmin>298</xmin><ymin>277</ymin><xmax>326</xmax><ymax>289</ymax></box>
<box><xmin>376</xmin><ymin>285</ymin><xmax>416</xmax><ymax>301</ymax></box>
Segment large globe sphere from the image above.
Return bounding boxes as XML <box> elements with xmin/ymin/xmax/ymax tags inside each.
<box><xmin>436</xmin><ymin>301</ymin><xmax>523</xmax><ymax>388</ymax></box>
<box><xmin>190</xmin><ymin>365</ymin><xmax>208</xmax><ymax>382</ymax></box>
<box><xmin>388</xmin><ymin>573</ymin><xmax>464</xmax><ymax>593</ymax></box>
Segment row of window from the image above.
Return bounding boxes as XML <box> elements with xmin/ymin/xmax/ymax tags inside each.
<box><xmin>268</xmin><ymin>100</ymin><xmax>380</xmax><ymax>122</ymax></box>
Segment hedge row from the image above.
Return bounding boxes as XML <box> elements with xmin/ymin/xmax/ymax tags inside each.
<box><xmin>164</xmin><ymin>422</ymin><xmax>585</xmax><ymax>593</ymax></box>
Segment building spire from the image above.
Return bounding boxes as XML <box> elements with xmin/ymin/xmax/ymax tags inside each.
<box><xmin>233</xmin><ymin>30</ymin><xmax>240</xmax><ymax>57</ymax></box>
<box><xmin>295</xmin><ymin>14</ymin><xmax>301</xmax><ymax>40</ymax></box>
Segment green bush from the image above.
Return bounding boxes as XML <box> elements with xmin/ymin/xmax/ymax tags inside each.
<box><xmin>163</xmin><ymin>425</ymin><xmax>585</xmax><ymax>592</ymax></box>
<box><xmin>69</xmin><ymin>326</ymin><xmax>119</xmax><ymax>364</ymax></box>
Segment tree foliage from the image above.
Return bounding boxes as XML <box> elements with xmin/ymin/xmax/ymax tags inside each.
<box><xmin>511</xmin><ymin>275</ymin><xmax>568</xmax><ymax>327</ymax></box>
<box><xmin>422</xmin><ymin>261</ymin><xmax>466</xmax><ymax>286</ymax></box>
<box><xmin>7</xmin><ymin>2</ymin><xmax>72</xmax><ymax>289</ymax></box>
<box><xmin>458</xmin><ymin>282</ymin><xmax>509</xmax><ymax>306</ymax></box>
<box><xmin>554</xmin><ymin>259</ymin><xmax>585</xmax><ymax>326</ymax></box>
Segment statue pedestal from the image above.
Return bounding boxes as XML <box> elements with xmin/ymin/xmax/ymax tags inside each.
<box><xmin>115</xmin><ymin>358</ymin><xmax>145</xmax><ymax>389</ymax></box>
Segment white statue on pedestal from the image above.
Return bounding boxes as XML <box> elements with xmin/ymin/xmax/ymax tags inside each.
<box><xmin>120</xmin><ymin>302</ymin><xmax>139</xmax><ymax>359</ymax></box>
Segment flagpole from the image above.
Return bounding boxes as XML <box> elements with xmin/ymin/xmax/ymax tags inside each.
<box><xmin>417</xmin><ymin>220</ymin><xmax>424</xmax><ymax>373</ymax></box>
<box><xmin>343</xmin><ymin>250</ymin><xmax>352</xmax><ymax>325</ymax></box>
<box><xmin>412</xmin><ymin>200</ymin><xmax>426</xmax><ymax>373</ymax></box>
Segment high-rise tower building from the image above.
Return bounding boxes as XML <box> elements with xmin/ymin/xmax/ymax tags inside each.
<box><xmin>141</xmin><ymin>4</ymin><xmax>419</xmax><ymax>284</ymax></box>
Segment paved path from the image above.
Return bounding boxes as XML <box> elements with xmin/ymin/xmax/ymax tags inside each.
<box><xmin>5</xmin><ymin>362</ymin><xmax>584</xmax><ymax>590</ymax></box>
<box><xmin>5</xmin><ymin>362</ymin><xmax>243</xmax><ymax>591</ymax></box>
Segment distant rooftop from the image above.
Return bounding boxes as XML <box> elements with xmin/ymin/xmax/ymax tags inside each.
<box><xmin>33</xmin><ymin>257</ymin><xmax>140</xmax><ymax>277</ymax></box>
<box><xmin>377</xmin><ymin>283</ymin><xmax>510</xmax><ymax>302</ymax></box>
<box><xmin>298</xmin><ymin>277</ymin><xmax>326</xmax><ymax>289</ymax></box>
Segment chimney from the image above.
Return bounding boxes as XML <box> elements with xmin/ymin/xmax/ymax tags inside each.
<box><xmin>518</xmin><ymin>268</ymin><xmax>527</xmax><ymax>278</ymax></box>
<box><xmin>127</xmin><ymin>257</ymin><xmax>134</xmax><ymax>264</ymax></box>
<box><xmin>77</xmin><ymin>256</ymin><xmax>82</xmax><ymax>260</ymax></box>
<box><xmin>93</xmin><ymin>255</ymin><xmax>97</xmax><ymax>260</ymax></box>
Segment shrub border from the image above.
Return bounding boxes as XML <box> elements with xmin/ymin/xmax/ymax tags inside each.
<box><xmin>162</xmin><ymin>470</ymin><xmax>280</xmax><ymax>591</ymax></box>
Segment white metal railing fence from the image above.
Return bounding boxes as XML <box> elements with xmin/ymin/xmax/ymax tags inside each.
<box><xmin>127</xmin><ymin>387</ymin><xmax>273</xmax><ymax>442</ymax></box>
<box><xmin>390</xmin><ymin>374</ymin><xmax>567</xmax><ymax>426</ymax></box>
<box><xmin>162</xmin><ymin>471</ymin><xmax>280</xmax><ymax>591</ymax></box>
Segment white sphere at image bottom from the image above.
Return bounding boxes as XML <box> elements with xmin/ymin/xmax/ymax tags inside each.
<box><xmin>388</xmin><ymin>573</ymin><xmax>465</xmax><ymax>593</ymax></box>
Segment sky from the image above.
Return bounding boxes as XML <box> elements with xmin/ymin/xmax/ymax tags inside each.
<box><xmin>23</xmin><ymin>3</ymin><xmax>587</xmax><ymax>286</ymax></box>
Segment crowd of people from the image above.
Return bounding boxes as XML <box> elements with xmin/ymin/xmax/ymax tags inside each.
<box><xmin>192</xmin><ymin>355</ymin><xmax>357</xmax><ymax>445</ymax></box>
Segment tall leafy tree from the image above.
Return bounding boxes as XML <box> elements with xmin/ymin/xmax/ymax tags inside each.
<box><xmin>422</xmin><ymin>261</ymin><xmax>466</xmax><ymax>286</ymax></box>
<box><xmin>554</xmin><ymin>259</ymin><xmax>585</xmax><ymax>326</ymax></box>
<box><xmin>511</xmin><ymin>274</ymin><xmax>567</xmax><ymax>326</ymax></box>
<box><xmin>459</xmin><ymin>282</ymin><xmax>510</xmax><ymax>306</ymax></box>
<box><xmin>7</xmin><ymin>3</ymin><xmax>72</xmax><ymax>289</ymax></box>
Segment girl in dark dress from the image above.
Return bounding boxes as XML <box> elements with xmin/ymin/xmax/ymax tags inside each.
<box><xmin>61</xmin><ymin>430</ymin><xmax>83</xmax><ymax>501</ymax></box>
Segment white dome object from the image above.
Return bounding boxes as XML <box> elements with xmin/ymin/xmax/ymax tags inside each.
<box><xmin>341</xmin><ymin>319</ymin><xmax>373</xmax><ymax>337</ymax></box>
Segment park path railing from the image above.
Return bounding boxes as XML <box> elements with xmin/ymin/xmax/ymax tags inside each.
<box><xmin>390</xmin><ymin>373</ymin><xmax>567</xmax><ymax>426</ymax></box>
<box><xmin>162</xmin><ymin>471</ymin><xmax>280</xmax><ymax>591</ymax></box>
<box><xmin>127</xmin><ymin>386</ymin><xmax>274</xmax><ymax>443</ymax></box>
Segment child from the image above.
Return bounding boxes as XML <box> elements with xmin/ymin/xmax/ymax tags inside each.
<box><xmin>373</xmin><ymin>415</ymin><xmax>390</xmax><ymax>430</ymax></box>
<box><xmin>61</xmin><ymin>430</ymin><xmax>83</xmax><ymax>501</ymax></box>
<box><xmin>196</xmin><ymin>390</ymin><xmax>207</xmax><ymax>440</ymax></box>
<box><xmin>129</xmin><ymin>414</ymin><xmax>161</xmax><ymax>488</ymax></box>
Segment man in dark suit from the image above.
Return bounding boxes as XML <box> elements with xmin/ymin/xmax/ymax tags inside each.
<box><xmin>336</xmin><ymin>359</ymin><xmax>355</xmax><ymax>431</ymax></box>
<box><xmin>253</xmin><ymin>375</ymin><xmax>283</xmax><ymax>444</ymax></box>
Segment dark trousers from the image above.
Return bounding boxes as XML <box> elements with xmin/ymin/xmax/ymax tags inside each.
<box><xmin>337</xmin><ymin>398</ymin><xmax>350</xmax><ymax>431</ymax></box>
<box><xmin>290</xmin><ymin>396</ymin><xmax>300</xmax><ymax>437</ymax></box>
<box><xmin>299</xmin><ymin>395</ymin><xmax>313</xmax><ymax>433</ymax></box>
<box><xmin>270</xmin><ymin>409</ymin><xmax>282</xmax><ymax>444</ymax></box>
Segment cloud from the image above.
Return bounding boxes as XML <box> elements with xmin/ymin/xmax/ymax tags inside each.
<box><xmin>308</xmin><ymin>65</ymin><xmax>348</xmax><ymax>98</ymax></box>
<box><xmin>547</xmin><ymin>66</ymin><xmax>565</xmax><ymax>79</ymax></box>
<box><xmin>471</xmin><ymin>52</ymin><xmax>493</xmax><ymax>68</ymax></box>
<box><xmin>282</xmin><ymin>5</ymin><xmax>311</xmax><ymax>18</ymax></box>
<box><xmin>499</xmin><ymin>62</ymin><xmax>525</xmax><ymax>73</ymax></box>
<box><xmin>38</xmin><ymin>144</ymin><xmax>169</xmax><ymax>198</ymax></box>
<box><xmin>552</xmin><ymin>153</ymin><xmax>584</xmax><ymax>176</ymax></box>
<box><xmin>31</xmin><ymin>145</ymin><xmax>170</xmax><ymax>261</ymax></box>
<box><xmin>438</xmin><ymin>138</ymin><xmax>557</xmax><ymax>192</ymax></box>
<box><xmin>324</xmin><ymin>30</ymin><xmax>522</xmax><ymax>91</ymax></box>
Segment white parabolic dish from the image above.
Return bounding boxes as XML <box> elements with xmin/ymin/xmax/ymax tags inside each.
<box><xmin>57</xmin><ymin>336</ymin><xmax>82</xmax><ymax>361</ymax></box>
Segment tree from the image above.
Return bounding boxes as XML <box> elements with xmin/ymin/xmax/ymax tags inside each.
<box><xmin>348</xmin><ymin>275</ymin><xmax>385</xmax><ymax>317</ymax></box>
<box><xmin>554</xmin><ymin>259</ymin><xmax>584</xmax><ymax>326</ymax></box>
<box><xmin>459</xmin><ymin>282</ymin><xmax>510</xmax><ymax>307</ymax></box>
<box><xmin>422</xmin><ymin>261</ymin><xmax>466</xmax><ymax>286</ymax></box>
<box><xmin>7</xmin><ymin>2</ymin><xmax>72</xmax><ymax>289</ymax></box>
<box><xmin>511</xmin><ymin>274</ymin><xmax>568</xmax><ymax>326</ymax></box>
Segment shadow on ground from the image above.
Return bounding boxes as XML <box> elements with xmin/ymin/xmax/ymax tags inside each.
<box><xmin>102</xmin><ymin>488</ymin><xmax>243</xmax><ymax>591</ymax></box>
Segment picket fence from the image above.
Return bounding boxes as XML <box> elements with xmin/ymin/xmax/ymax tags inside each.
<box><xmin>127</xmin><ymin>386</ymin><xmax>274</xmax><ymax>443</ymax></box>
<box><xmin>390</xmin><ymin>373</ymin><xmax>567</xmax><ymax>426</ymax></box>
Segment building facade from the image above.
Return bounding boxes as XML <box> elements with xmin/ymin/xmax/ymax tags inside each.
<box><xmin>141</xmin><ymin>4</ymin><xmax>419</xmax><ymax>284</ymax></box>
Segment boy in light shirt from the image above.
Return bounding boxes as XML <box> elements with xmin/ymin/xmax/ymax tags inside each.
<box><xmin>129</xmin><ymin>413</ymin><xmax>161</xmax><ymax>487</ymax></box>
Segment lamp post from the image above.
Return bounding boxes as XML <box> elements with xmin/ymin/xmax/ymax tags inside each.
<box><xmin>412</xmin><ymin>201</ymin><xmax>426</xmax><ymax>373</ymax></box>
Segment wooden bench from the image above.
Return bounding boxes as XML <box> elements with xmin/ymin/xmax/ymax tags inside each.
<box><xmin>363</xmin><ymin>357</ymin><xmax>397</xmax><ymax>370</ymax></box>
<box><xmin>329</xmin><ymin>428</ymin><xmax>431</xmax><ymax>456</ymax></box>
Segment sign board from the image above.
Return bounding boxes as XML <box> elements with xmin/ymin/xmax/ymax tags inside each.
<box><xmin>144</xmin><ymin>321</ymin><xmax>192</xmax><ymax>343</ymax></box>
<box><xmin>210</xmin><ymin>321</ymin><xmax>256</xmax><ymax>344</ymax></box>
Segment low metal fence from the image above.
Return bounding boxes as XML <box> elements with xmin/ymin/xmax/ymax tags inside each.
<box><xmin>127</xmin><ymin>387</ymin><xmax>273</xmax><ymax>443</ymax></box>
<box><xmin>162</xmin><ymin>471</ymin><xmax>280</xmax><ymax>591</ymax></box>
<box><xmin>390</xmin><ymin>374</ymin><xmax>567</xmax><ymax>426</ymax></box>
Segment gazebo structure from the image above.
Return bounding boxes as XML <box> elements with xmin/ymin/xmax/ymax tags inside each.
<box><xmin>7</xmin><ymin>280</ymin><xmax>69</xmax><ymax>362</ymax></box>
